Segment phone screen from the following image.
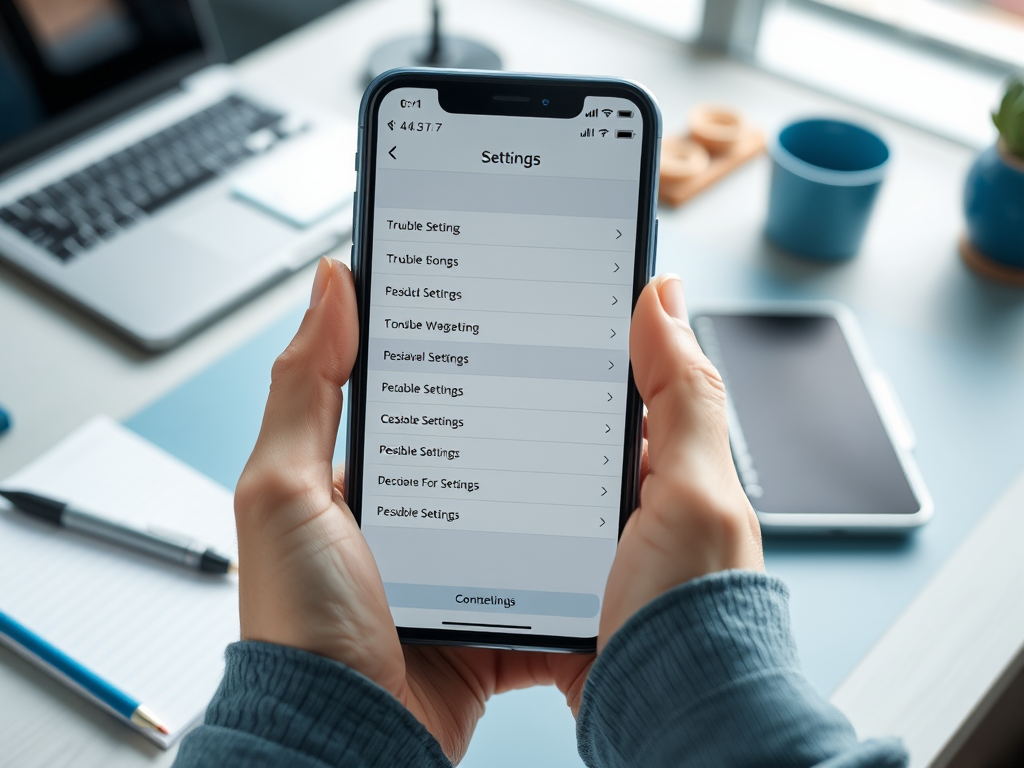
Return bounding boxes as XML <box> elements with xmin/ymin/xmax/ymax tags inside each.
<box><xmin>693</xmin><ymin>313</ymin><xmax>922</xmax><ymax>518</ymax></box>
<box><xmin>348</xmin><ymin>79</ymin><xmax>654</xmax><ymax>647</ymax></box>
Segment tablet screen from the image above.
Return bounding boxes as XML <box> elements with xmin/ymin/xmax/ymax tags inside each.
<box><xmin>693</xmin><ymin>312</ymin><xmax>921</xmax><ymax>516</ymax></box>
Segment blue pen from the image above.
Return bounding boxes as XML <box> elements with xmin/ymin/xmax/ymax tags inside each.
<box><xmin>0</xmin><ymin>610</ymin><xmax>168</xmax><ymax>734</ymax></box>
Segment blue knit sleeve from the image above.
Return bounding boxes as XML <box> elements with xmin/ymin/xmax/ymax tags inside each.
<box><xmin>576</xmin><ymin>571</ymin><xmax>907</xmax><ymax>768</ymax></box>
<box><xmin>172</xmin><ymin>641</ymin><xmax>452</xmax><ymax>768</ymax></box>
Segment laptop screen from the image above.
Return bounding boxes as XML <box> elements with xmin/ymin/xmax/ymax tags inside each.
<box><xmin>0</xmin><ymin>0</ymin><xmax>205</xmax><ymax>169</ymax></box>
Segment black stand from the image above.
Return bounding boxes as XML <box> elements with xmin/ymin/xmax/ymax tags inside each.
<box><xmin>365</xmin><ymin>0</ymin><xmax>501</xmax><ymax>83</ymax></box>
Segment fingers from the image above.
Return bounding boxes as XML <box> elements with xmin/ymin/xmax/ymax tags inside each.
<box><xmin>240</xmin><ymin>258</ymin><xmax>359</xmax><ymax>511</ymax></box>
<box><xmin>630</xmin><ymin>275</ymin><xmax>762</xmax><ymax>549</ymax></box>
<box><xmin>489</xmin><ymin>650</ymin><xmax>594</xmax><ymax>718</ymax></box>
<box><xmin>629</xmin><ymin>275</ymin><xmax>739</xmax><ymax>503</ymax></box>
<box><xmin>547</xmin><ymin>653</ymin><xmax>594</xmax><ymax>718</ymax></box>
<box><xmin>599</xmin><ymin>276</ymin><xmax>763</xmax><ymax>647</ymax></box>
<box><xmin>332</xmin><ymin>464</ymin><xmax>346</xmax><ymax>500</ymax></box>
<box><xmin>640</xmin><ymin>411</ymin><xmax>650</xmax><ymax>482</ymax></box>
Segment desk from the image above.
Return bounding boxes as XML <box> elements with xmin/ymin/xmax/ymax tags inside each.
<box><xmin>2</xmin><ymin>0</ymin><xmax>1023</xmax><ymax>766</ymax></box>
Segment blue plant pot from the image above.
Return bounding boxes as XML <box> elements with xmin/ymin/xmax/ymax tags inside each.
<box><xmin>964</xmin><ymin>142</ymin><xmax>1024</xmax><ymax>270</ymax></box>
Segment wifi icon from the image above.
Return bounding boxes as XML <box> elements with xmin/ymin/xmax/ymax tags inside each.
<box><xmin>601</xmin><ymin>109</ymin><xmax>613</xmax><ymax>117</ymax></box>
<box><xmin>599</xmin><ymin>128</ymin><xmax>609</xmax><ymax>137</ymax></box>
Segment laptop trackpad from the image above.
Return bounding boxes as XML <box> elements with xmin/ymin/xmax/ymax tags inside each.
<box><xmin>232</xmin><ymin>124</ymin><xmax>356</xmax><ymax>228</ymax></box>
<box><xmin>169</xmin><ymin>195</ymin><xmax>296</xmax><ymax>264</ymax></box>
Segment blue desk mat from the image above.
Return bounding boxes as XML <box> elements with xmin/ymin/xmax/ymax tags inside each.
<box><xmin>126</xmin><ymin>231</ymin><xmax>1024</xmax><ymax>767</ymax></box>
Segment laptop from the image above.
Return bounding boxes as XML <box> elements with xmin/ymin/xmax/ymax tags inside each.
<box><xmin>0</xmin><ymin>0</ymin><xmax>353</xmax><ymax>350</ymax></box>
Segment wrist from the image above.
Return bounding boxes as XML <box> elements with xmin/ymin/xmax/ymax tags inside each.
<box><xmin>580</xmin><ymin>572</ymin><xmax>860</xmax><ymax>767</ymax></box>
<box><xmin>594</xmin><ymin>570</ymin><xmax>794</xmax><ymax>696</ymax></box>
<box><xmin>198</xmin><ymin>641</ymin><xmax>450</xmax><ymax>768</ymax></box>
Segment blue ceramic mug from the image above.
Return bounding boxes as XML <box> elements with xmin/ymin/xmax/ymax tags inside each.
<box><xmin>766</xmin><ymin>119</ymin><xmax>890</xmax><ymax>260</ymax></box>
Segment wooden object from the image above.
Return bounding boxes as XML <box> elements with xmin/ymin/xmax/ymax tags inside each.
<box><xmin>659</xmin><ymin>104</ymin><xmax>765</xmax><ymax>207</ymax></box>
<box><xmin>688</xmin><ymin>104</ymin><xmax>744</xmax><ymax>154</ymax></box>
<box><xmin>960</xmin><ymin>235</ymin><xmax>1024</xmax><ymax>288</ymax></box>
<box><xmin>661</xmin><ymin>137</ymin><xmax>710</xmax><ymax>184</ymax></box>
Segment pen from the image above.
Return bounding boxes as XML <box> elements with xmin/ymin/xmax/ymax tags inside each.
<box><xmin>0</xmin><ymin>489</ymin><xmax>237</xmax><ymax>575</ymax></box>
<box><xmin>0</xmin><ymin>609</ymin><xmax>169</xmax><ymax>734</ymax></box>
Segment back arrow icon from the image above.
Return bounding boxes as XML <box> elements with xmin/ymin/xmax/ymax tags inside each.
<box><xmin>388</xmin><ymin>146</ymin><xmax>397</xmax><ymax>159</ymax></box>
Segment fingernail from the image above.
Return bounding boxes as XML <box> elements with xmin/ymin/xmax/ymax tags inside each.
<box><xmin>657</xmin><ymin>274</ymin><xmax>688</xmax><ymax>322</ymax></box>
<box><xmin>309</xmin><ymin>257</ymin><xmax>332</xmax><ymax>309</ymax></box>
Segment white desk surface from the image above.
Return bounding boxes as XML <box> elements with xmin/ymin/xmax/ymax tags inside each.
<box><xmin>2</xmin><ymin>0</ymin><xmax>1023</xmax><ymax>765</ymax></box>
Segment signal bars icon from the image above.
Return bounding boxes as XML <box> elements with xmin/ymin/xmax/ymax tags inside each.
<box><xmin>585</xmin><ymin>108</ymin><xmax>598</xmax><ymax>118</ymax></box>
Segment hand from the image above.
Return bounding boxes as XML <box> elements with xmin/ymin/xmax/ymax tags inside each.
<box><xmin>596</xmin><ymin>273</ymin><xmax>764</xmax><ymax>662</ymax></box>
<box><xmin>234</xmin><ymin>258</ymin><xmax>591</xmax><ymax>763</ymax></box>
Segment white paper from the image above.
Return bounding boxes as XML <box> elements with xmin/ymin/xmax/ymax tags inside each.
<box><xmin>0</xmin><ymin>416</ymin><xmax>239</xmax><ymax>747</ymax></box>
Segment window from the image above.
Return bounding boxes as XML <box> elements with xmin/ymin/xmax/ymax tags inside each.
<box><xmin>571</xmin><ymin>0</ymin><xmax>1013</xmax><ymax>147</ymax></box>
<box><xmin>809</xmin><ymin>0</ymin><xmax>1024</xmax><ymax>70</ymax></box>
<box><xmin>566</xmin><ymin>0</ymin><xmax>704</xmax><ymax>41</ymax></box>
<box><xmin>756</xmin><ymin>0</ymin><xmax>1011</xmax><ymax>147</ymax></box>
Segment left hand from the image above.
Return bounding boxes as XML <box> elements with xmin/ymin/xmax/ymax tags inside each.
<box><xmin>234</xmin><ymin>257</ymin><xmax>591</xmax><ymax>763</ymax></box>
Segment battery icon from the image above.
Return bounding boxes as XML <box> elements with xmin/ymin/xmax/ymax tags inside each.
<box><xmin>617</xmin><ymin>110</ymin><xmax>633</xmax><ymax>118</ymax></box>
<box><xmin>615</xmin><ymin>130</ymin><xmax>634</xmax><ymax>139</ymax></box>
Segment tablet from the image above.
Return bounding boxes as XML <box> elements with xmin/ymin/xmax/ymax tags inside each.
<box><xmin>692</xmin><ymin>303</ymin><xmax>932</xmax><ymax>533</ymax></box>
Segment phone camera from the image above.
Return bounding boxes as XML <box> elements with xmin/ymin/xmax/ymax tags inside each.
<box><xmin>542</xmin><ymin>99</ymin><xmax>550</xmax><ymax>107</ymax></box>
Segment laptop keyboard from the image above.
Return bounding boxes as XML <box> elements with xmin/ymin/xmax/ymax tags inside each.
<box><xmin>0</xmin><ymin>95</ymin><xmax>292</xmax><ymax>263</ymax></box>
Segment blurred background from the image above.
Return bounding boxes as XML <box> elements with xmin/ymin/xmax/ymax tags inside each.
<box><xmin>207</xmin><ymin>0</ymin><xmax>350</xmax><ymax>61</ymax></box>
<box><xmin>3</xmin><ymin>1</ymin><xmax>1024</xmax><ymax>766</ymax></box>
<box><xmin>209</xmin><ymin>0</ymin><xmax>1023</xmax><ymax>150</ymax></box>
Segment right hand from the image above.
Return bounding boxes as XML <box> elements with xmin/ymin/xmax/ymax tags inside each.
<box><xmin>584</xmin><ymin>274</ymin><xmax>764</xmax><ymax>688</ymax></box>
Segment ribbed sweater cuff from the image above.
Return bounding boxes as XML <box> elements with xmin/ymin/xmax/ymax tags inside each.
<box><xmin>577</xmin><ymin>571</ymin><xmax>864</xmax><ymax>768</ymax></box>
<box><xmin>202</xmin><ymin>641</ymin><xmax>451</xmax><ymax>768</ymax></box>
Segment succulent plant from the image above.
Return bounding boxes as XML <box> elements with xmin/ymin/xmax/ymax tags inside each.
<box><xmin>992</xmin><ymin>75</ymin><xmax>1024</xmax><ymax>159</ymax></box>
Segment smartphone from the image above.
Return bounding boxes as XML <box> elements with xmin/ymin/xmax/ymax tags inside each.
<box><xmin>345</xmin><ymin>70</ymin><xmax>660</xmax><ymax>651</ymax></box>
<box><xmin>691</xmin><ymin>303</ymin><xmax>933</xmax><ymax>533</ymax></box>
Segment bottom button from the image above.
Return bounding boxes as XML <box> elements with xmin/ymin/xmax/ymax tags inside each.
<box><xmin>383</xmin><ymin>582</ymin><xmax>599</xmax><ymax>618</ymax></box>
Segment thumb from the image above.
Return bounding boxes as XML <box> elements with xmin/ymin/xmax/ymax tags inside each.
<box><xmin>600</xmin><ymin>275</ymin><xmax>761</xmax><ymax>646</ymax></box>
<box><xmin>242</xmin><ymin>257</ymin><xmax>359</xmax><ymax>511</ymax></box>
<box><xmin>629</xmin><ymin>274</ymin><xmax>735</xmax><ymax>493</ymax></box>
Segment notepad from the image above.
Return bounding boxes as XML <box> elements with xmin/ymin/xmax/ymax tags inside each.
<box><xmin>0</xmin><ymin>416</ymin><xmax>238</xmax><ymax>747</ymax></box>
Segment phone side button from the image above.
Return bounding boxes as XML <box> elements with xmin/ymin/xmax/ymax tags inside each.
<box><xmin>651</xmin><ymin>218</ymin><xmax>659</xmax><ymax>275</ymax></box>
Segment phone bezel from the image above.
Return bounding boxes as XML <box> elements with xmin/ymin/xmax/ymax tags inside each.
<box><xmin>345</xmin><ymin>69</ymin><xmax>661</xmax><ymax>651</ymax></box>
<box><xmin>691</xmin><ymin>300</ymin><xmax>933</xmax><ymax>534</ymax></box>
